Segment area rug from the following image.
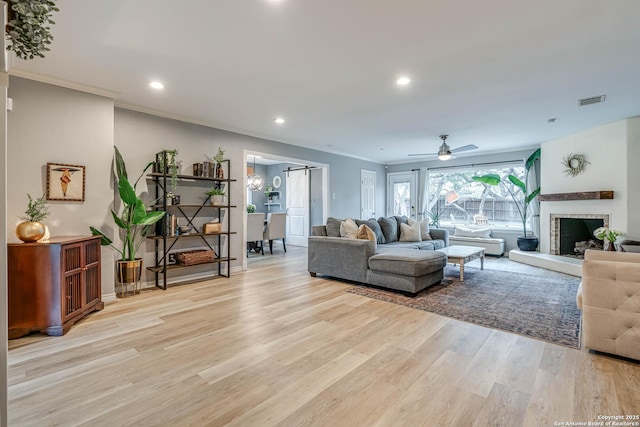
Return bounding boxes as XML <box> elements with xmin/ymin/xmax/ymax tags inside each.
<box><xmin>347</xmin><ymin>265</ymin><xmax>581</xmax><ymax>348</ymax></box>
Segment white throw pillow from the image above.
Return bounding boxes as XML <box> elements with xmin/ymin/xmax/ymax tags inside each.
<box><xmin>408</xmin><ymin>218</ymin><xmax>431</xmax><ymax>241</ymax></box>
<box><xmin>340</xmin><ymin>218</ymin><xmax>359</xmax><ymax>239</ymax></box>
<box><xmin>399</xmin><ymin>222</ymin><xmax>421</xmax><ymax>242</ymax></box>
<box><xmin>454</xmin><ymin>225</ymin><xmax>492</xmax><ymax>238</ymax></box>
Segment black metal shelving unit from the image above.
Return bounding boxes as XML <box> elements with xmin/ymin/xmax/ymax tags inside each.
<box><xmin>147</xmin><ymin>154</ymin><xmax>236</xmax><ymax>290</ymax></box>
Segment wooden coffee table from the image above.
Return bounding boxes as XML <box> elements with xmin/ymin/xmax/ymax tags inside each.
<box><xmin>436</xmin><ymin>245</ymin><xmax>485</xmax><ymax>282</ymax></box>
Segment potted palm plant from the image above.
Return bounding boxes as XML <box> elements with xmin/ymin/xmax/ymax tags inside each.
<box><xmin>472</xmin><ymin>148</ymin><xmax>541</xmax><ymax>251</ymax></box>
<box><xmin>91</xmin><ymin>146</ymin><xmax>166</xmax><ymax>290</ymax></box>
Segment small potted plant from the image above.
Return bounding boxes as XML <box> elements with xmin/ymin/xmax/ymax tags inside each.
<box><xmin>247</xmin><ymin>203</ymin><xmax>256</xmax><ymax>213</ymax></box>
<box><xmin>16</xmin><ymin>193</ymin><xmax>49</xmax><ymax>242</ymax></box>
<box><xmin>593</xmin><ymin>227</ymin><xmax>624</xmax><ymax>251</ymax></box>
<box><xmin>206</xmin><ymin>187</ymin><xmax>226</xmax><ymax>205</ymax></box>
<box><xmin>156</xmin><ymin>149</ymin><xmax>179</xmax><ymax>190</ymax></box>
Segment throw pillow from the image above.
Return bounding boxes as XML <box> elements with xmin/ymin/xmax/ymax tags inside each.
<box><xmin>408</xmin><ymin>218</ymin><xmax>432</xmax><ymax>241</ymax></box>
<box><xmin>326</xmin><ymin>217</ymin><xmax>343</xmax><ymax>237</ymax></box>
<box><xmin>340</xmin><ymin>218</ymin><xmax>359</xmax><ymax>239</ymax></box>
<box><xmin>355</xmin><ymin>219</ymin><xmax>385</xmax><ymax>244</ymax></box>
<box><xmin>378</xmin><ymin>216</ymin><xmax>398</xmax><ymax>243</ymax></box>
<box><xmin>399</xmin><ymin>222</ymin><xmax>421</xmax><ymax>242</ymax></box>
<box><xmin>394</xmin><ymin>215</ymin><xmax>409</xmax><ymax>240</ymax></box>
<box><xmin>357</xmin><ymin>224</ymin><xmax>378</xmax><ymax>251</ymax></box>
<box><xmin>454</xmin><ymin>226</ymin><xmax>492</xmax><ymax>238</ymax></box>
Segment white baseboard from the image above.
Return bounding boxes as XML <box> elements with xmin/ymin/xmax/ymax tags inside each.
<box><xmin>102</xmin><ymin>293</ymin><xmax>117</xmax><ymax>303</ymax></box>
<box><xmin>102</xmin><ymin>265</ymin><xmax>243</xmax><ymax>297</ymax></box>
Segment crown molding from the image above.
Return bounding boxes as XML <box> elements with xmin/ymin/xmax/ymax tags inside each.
<box><xmin>9</xmin><ymin>69</ymin><xmax>120</xmax><ymax>99</ymax></box>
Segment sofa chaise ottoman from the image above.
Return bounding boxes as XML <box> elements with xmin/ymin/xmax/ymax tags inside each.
<box><xmin>367</xmin><ymin>249</ymin><xmax>446</xmax><ymax>294</ymax></box>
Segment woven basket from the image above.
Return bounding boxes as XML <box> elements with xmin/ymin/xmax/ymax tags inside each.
<box><xmin>175</xmin><ymin>249</ymin><xmax>215</xmax><ymax>266</ymax></box>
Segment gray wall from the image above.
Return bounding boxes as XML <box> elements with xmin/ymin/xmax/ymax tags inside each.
<box><xmin>310</xmin><ymin>168</ymin><xmax>324</xmax><ymax>227</ymax></box>
<box><xmin>266</xmin><ymin>163</ymin><xmax>288</xmax><ymax>214</ymax></box>
<box><xmin>7</xmin><ymin>77</ymin><xmax>116</xmax><ymax>297</ymax></box>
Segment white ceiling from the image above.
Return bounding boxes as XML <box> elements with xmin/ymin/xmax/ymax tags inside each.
<box><xmin>12</xmin><ymin>0</ymin><xmax>640</xmax><ymax>164</ymax></box>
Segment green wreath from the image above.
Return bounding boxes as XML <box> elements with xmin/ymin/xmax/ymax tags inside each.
<box><xmin>562</xmin><ymin>153</ymin><xmax>590</xmax><ymax>177</ymax></box>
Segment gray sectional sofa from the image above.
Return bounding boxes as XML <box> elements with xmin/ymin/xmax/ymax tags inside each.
<box><xmin>308</xmin><ymin>216</ymin><xmax>449</xmax><ymax>295</ymax></box>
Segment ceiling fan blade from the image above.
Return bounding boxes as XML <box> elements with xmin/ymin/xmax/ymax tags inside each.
<box><xmin>451</xmin><ymin>144</ymin><xmax>478</xmax><ymax>153</ymax></box>
<box><xmin>407</xmin><ymin>152</ymin><xmax>437</xmax><ymax>157</ymax></box>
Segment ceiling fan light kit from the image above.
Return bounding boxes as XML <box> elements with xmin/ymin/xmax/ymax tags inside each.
<box><xmin>437</xmin><ymin>135</ymin><xmax>452</xmax><ymax>161</ymax></box>
<box><xmin>407</xmin><ymin>135</ymin><xmax>477</xmax><ymax>159</ymax></box>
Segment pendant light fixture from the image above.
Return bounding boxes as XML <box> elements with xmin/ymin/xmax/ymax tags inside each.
<box><xmin>247</xmin><ymin>156</ymin><xmax>264</xmax><ymax>191</ymax></box>
<box><xmin>437</xmin><ymin>134</ymin><xmax>452</xmax><ymax>161</ymax></box>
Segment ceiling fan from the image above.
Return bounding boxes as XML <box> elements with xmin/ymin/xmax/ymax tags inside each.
<box><xmin>408</xmin><ymin>135</ymin><xmax>478</xmax><ymax>160</ymax></box>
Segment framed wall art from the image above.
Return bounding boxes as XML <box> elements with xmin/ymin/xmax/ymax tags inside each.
<box><xmin>46</xmin><ymin>162</ymin><xmax>86</xmax><ymax>202</ymax></box>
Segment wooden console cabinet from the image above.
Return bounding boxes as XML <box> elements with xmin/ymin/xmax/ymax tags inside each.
<box><xmin>8</xmin><ymin>236</ymin><xmax>104</xmax><ymax>339</ymax></box>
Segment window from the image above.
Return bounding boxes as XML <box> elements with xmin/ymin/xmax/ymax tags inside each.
<box><xmin>427</xmin><ymin>163</ymin><xmax>528</xmax><ymax>229</ymax></box>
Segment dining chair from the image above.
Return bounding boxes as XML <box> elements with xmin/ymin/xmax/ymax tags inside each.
<box><xmin>264</xmin><ymin>212</ymin><xmax>287</xmax><ymax>254</ymax></box>
<box><xmin>246</xmin><ymin>212</ymin><xmax>266</xmax><ymax>256</ymax></box>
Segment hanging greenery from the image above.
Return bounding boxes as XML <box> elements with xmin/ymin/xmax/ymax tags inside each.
<box><xmin>6</xmin><ymin>0</ymin><xmax>59</xmax><ymax>60</ymax></box>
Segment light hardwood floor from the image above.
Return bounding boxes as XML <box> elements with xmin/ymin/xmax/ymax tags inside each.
<box><xmin>8</xmin><ymin>246</ymin><xmax>640</xmax><ymax>426</ymax></box>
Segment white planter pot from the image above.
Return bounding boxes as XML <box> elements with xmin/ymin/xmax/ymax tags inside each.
<box><xmin>211</xmin><ymin>195</ymin><xmax>225</xmax><ymax>205</ymax></box>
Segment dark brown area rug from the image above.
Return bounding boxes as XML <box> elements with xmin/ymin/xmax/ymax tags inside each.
<box><xmin>346</xmin><ymin>265</ymin><xmax>582</xmax><ymax>348</ymax></box>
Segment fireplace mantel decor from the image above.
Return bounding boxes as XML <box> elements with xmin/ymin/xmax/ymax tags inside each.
<box><xmin>538</xmin><ymin>191</ymin><xmax>613</xmax><ymax>202</ymax></box>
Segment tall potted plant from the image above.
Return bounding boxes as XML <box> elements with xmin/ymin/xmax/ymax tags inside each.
<box><xmin>472</xmin><ymin>148</ymin><xmax>541</xmax><ymax>251</ymax></box>
<box><xmin>91</xmin><ymin>146</ymin><xmax>166</xmax><ymax>288</ymax></box>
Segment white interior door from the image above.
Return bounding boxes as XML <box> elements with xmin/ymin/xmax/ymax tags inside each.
<box><xmin>387</xmin><ymin>171</ymin><xmax>418</xmax><ymax>219</ymax></box>
<box><xmin>361</xmin><ymin>169</ymin><xmax>376</xmax><ymax>219</ymax></box>
<box><xmin>286</xmin><ymin>170</ymin><xmax>309</xmax><ymax>247</ymax></box>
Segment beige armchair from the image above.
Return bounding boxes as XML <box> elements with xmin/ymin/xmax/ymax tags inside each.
<box><xmin>264</xmin><ymin>212</ymin><xmax>286</xmax><ymax>254</ymax></box>
<box><xmin>246</xmin><ymin>213</ymin><xmax>265</xmax><ymax>256</ymax></box>
<box><xmin>577</xmin><ymin>249</ymin><xmax>640</xmax><ymax>361</ymax></box>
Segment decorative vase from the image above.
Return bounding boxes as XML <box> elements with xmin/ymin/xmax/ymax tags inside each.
<box><xmin>16</xmin><ymin>221</ymin><xmax>46</xmax><ymax>243</ymax></box>
<box><xmin>606</xmin><ymin>241</ymin><xmax>616</xmax><ymax>251</ymax></box>
<box><xmin>517</xmin><ymin>236</ymin><xmax>539</xmax><ymax>251</ymax></box>
<box><xmin>215</xmin><ymin>163</ymin><xmax>224</xmax><ymax>179</ymax></box>
<box><xmin>211</xmin><ymin>195</ymin><xmax>224</xmax><ymax>205</ymax></box>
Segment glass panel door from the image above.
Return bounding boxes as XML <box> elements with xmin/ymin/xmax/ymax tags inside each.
<box><xmin>387</xmin><ymin>171</ymin><xmax>418</xmax><ymax>218</ymax></box>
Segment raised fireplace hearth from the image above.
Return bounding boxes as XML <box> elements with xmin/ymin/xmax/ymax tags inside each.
<box><xmin>550</xmin><ymin>213</ymin><xmax>609</xmax><ymax>257</ymax></box>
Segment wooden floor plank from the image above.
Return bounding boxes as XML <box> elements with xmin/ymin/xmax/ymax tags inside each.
<box><xmin>7</xmin><ymin>246</ymin><xmax>640</xmax><ymax>426</ymax></box>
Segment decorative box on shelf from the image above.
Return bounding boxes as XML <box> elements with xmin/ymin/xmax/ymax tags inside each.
<box><xmin>203</xmin><ymin>223</ymin><xmax>222</xmax><ymax>234</ymax></box>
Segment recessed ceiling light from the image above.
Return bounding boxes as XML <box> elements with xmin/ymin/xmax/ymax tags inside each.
<box><xmin>149</xmin><ymin>81</ymin><xmax>164</xmax><ymax>90</ymax></box>
<box><xmin>274</xmin><ymin>117</ymin><xmax>285</xmax><ymax>124</ymax></box>
<box><xmin>396</xmin><ymin>76</ymin><xmax>411</xmax><ymax>86</ymax></box>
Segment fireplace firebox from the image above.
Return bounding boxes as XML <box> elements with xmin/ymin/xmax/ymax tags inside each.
<box><xmin>550</xmin><ymin>214</ymin><xmax>609</xmax><ymax>257</ymax></box>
